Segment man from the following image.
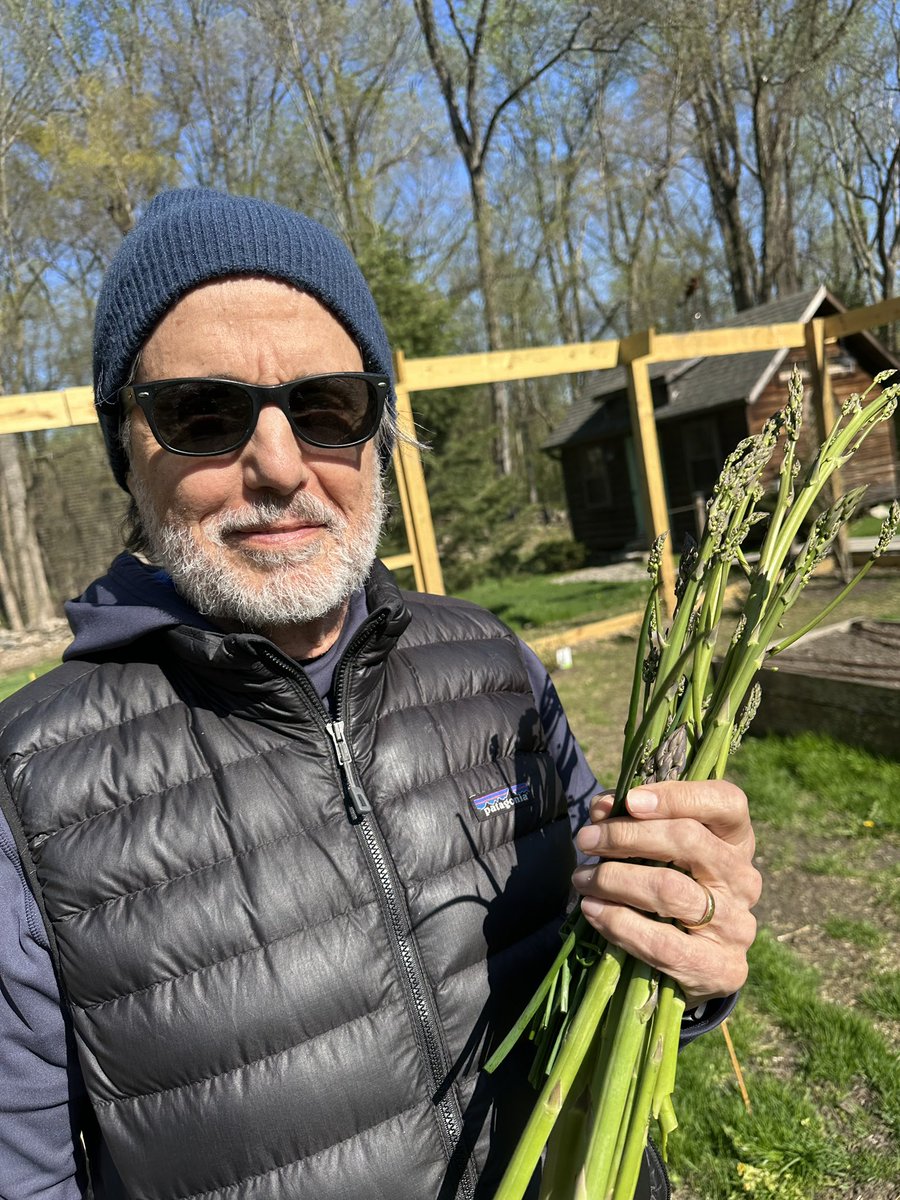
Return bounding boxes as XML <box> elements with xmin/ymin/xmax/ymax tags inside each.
<box><xmin>0</xmin><ymin>189</ymin><xmax>760</xmax><ymax>1200</ymax></box>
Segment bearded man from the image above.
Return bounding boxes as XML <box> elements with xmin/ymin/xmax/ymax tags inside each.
<box><xmin>0</xmin><ymin>189</ymin><xmax>760</xmax><ymax>1200</ymax></box>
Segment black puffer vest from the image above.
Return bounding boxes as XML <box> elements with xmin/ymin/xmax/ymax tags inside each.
<box><xmin>0</xmin><ymin>566</ymin><xmax>575</xmax><ymax>1200</ymax></box>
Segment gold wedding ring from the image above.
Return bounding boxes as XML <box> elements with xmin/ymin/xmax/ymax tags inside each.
<box><xmin>678</xmin><ymin>882</ymin><xmax>716</xmax><ymax>930</ymax></box>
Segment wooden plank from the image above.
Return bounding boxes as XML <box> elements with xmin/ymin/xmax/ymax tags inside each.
<box><xmin>625</xmin><ymin>357</ymin><xmax>677</xmax><ymax>614</ymax></box>
<box><xmin>382</xmin><ymin>552</ymin><xmax>416</xmax><ymax>571</ymax></box>
<box><xmin>822</xmin><ymin>295</ymin><xmax>900</xmax><ymax>339</ymax></box>
<box><xmin>63</xmin><ymin>388</ymin><xmax>97</xmax><ymax>424</ymax></box>
<box><xmin>527</xmin><ymin>589</ymin><xmax>743</xmax><ymax>658</ymax></box>
<box><xmin>393</xmin><ymin>351</ymin><xmax>445</xmax><ymax>594</ymax></box>
<box><xmin>0</xmin><ymin>386</ymin><xmax>95</xmax><ymax>434</ymax></box>
<box><xmin>617</xmin><ymin>328</ymin><xmax>653</xmax><ymax>364</ymax></box>
<box><xmin>526</xmin><ymin>609</ymin><xmax>644</xmax><ymax>656</ymax></box>
<box><xmin>753</xmin><ymin>667</ymin><xmax>900</xmax><ymax>760</ymax></box>
<box><xmin>649</xmin><ymin>322</ymin><xmax>807</xmax><ymax>362</ymax></box>
<box><xmin>805</xmin><ymin>319</ymin><xmax>850</xmax><ymax>575</ymax></box>
<box><xmin>390</xmin><ymin>400</ymin><xmax>426</xmax><ymax>592</ymax></box>
<box><xmin>400</xmin><ymin>338</ymin><xmax>622</xmax><ymax>392</ymax></box>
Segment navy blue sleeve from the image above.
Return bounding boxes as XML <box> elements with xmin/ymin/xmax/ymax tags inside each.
<box><xmin>517</xmin><ymin>640</ymin><xmax>602</xmax><ymax>836</ymax></box>
<box><xmin>519</xmin><ymin>639</ymin><xmax>738</xmax><ymax>1041</ymax></box>
<box><xmin>0</xmin><ymin>808</ymin><xmax>86</xmax><ymax>1199</ymax></box>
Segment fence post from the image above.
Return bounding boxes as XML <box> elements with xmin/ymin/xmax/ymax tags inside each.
<box><xmin>622</xmin><ymin>332</ymin><xmax>677</xmax><ymax>614</ymax></box>
<box><xmin>392</xmin><ymin>350</ymin><xmax>445</xmax><ymax>595</ymax></box>
<box><xmin>805</xmin><ymin>318</ymin><xmax>851</xmax><ymax>580</ymax></box>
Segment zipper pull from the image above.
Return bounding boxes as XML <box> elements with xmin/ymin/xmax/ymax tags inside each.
<box><xmin>325</xmin><ymin>719</ymin><xmax>373</xmax><ymax>820</ymax></box>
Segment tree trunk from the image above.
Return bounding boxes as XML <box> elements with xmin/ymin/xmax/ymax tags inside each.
<box><xmin>470</xmin><ymin>166</ymin><xmax>514</xmax><ymax>476</ymax></box>
<box><xmin>692</xmin><ymin>90</ymin><xmax>758</xmax><ymax>310</ymax></box>
<box><xmin>0</xmin><ymin>435</ymin><xmax>55</xmax><ymax>627</ymax></box>
<box><xmin>0</xmin><ymin>547</ymin><xmax>24</xmax><ymax>631</ymax></box>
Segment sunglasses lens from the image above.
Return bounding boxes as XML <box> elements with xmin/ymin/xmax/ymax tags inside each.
<box><xmin>288</xmin><ymin>376</ymin><xmax>378</xmax><ymax>446</ymax></box>
<box><xmin>151</xmin><ymin>381</ymin><xmax>252</xmax><ymax>453</ymax></box>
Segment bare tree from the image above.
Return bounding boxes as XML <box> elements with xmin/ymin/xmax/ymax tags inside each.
<box><xmin>411</xmin><ymin>0</ymin><xmax>610</xmax><ymax>475</ymax></box>
<box><xmin>813</xmin><ymin>1</ymin><xmax>900</xmax><ymax>329</ymax></box>
<box><xmin>656</xmin><ymin>0</ymin><xmax>863</xmax><ymax>310</ymax></box>
<box><xmin>0</xmin><ymin>0</ymin><xmax>60</xmax><ymax>627</ymax></box>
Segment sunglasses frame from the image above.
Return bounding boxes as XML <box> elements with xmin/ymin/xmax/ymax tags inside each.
<box><xmin>114</xmin><ymin>371</ymin><xmax>390</xmax><ymax>457</ymax></box>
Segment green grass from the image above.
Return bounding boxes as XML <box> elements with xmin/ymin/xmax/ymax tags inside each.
<box><xmin>849</xmin><ymin>514</ymin><xmax>890</xmax><ymax>538</ymax></box>
<box><xmin>0</xmin><ymin>660</ymin><xmax>59</xmax><ymax>703</ymax></box>
<box><xmin>670</xmin><ymin>932</ymin><xmax>900</xmax><ymax>1198</ymax></box>
<box><xmin>728</xmin><ymin>731</ymin><xmax>900</xmax><ymax>834</ymax></box>
<box><xmin>457</xmin><ymin>574</ymin><xmax>646</xmax><ymax>633</ymax></box>
<box><xmin>823</xmin><ymin>916</ymin><xmax>884</xmax><ymax>948</ymax></box>
<box><xmin>802</xmin><ymin>852</ymin><xmax>857</xmax><ymax>877</ymax></box>
<box><xmin>860</xmin><ymin>972</ymin><xmax>900</xmax><ymax>1022</ymax></box>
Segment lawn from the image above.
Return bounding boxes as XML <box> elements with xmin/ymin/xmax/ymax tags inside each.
<box><xmin>0</xmin><ymin>661</ymin><xmax>59</xmax><ymax>703</ymax></box>
<box><xmin>549</xmin><ymin>572</ymin><xmax>900</xmax><ymax>1200</ymax></box>
<box><xmin>458</xmin><ymin>573</ymin><xmax>646</xmax><ymax>633</ymax></box>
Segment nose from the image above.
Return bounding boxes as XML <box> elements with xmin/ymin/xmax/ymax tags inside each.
<box><xmin>240</xmin><ymin>403</ymin><xmax>310</xmax><ymax>495</ymax></box>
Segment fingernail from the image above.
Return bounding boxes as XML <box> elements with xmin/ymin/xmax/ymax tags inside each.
<box><xmin>571</xmin><ymin>866</ymin><xmax>593</xmax><ymax>891</ymax></box>
<box><xmin>581</xmin><ymin>898</ymin><xmax>605</xmax><ymax>919</ymax></box>
<box><xmin>576</xmin><ymin>826</ymin><xmax>600</xmax><ymax>852</ymax></box>
<box><xmin>592</xmin><ymin>793</ymin><xmax>614</xmax><ymax>818</ymax></box>
<box><xmin>627</xmin><ymin>788</ymin><xmax>658</xmax><ymax>813</ymax></box>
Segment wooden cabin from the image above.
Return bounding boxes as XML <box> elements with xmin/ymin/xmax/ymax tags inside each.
<box><xmin>543</xmin><ymin>287</ymin><xmax>900</xmax><ymax>554</ymax></box>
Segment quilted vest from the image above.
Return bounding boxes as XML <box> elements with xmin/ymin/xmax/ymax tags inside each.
<box><xmin>0</xmin><ymin>566</ymin><xmax>574</xmax><ymax>1200</ymax></box>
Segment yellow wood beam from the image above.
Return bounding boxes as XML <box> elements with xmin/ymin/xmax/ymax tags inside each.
<box><xmin>392</xmin><ymin>350</ymin><xmax>445</xmax><ymax>595</ymax></box>
<box><xmin>381</xmin><ymin>552</ymin><xmax>416</xmax><ymax>572</ymax></box>
<box><xmin>526</xmin><ymin>610</ymin><xmax>644</xmax><ymax>657</ymax></box>
<box><xmin>625</xmin><ymin>356</ymin><xmax>677</xmax><ymax>614</ymax></box>
<box><xmin>649</xmin><ymin>322</ymin><xmax>807</xmax><ymax>362</ymax></box>
<box><xmin>617</xmin><ymin>328</ymin><xmax>653</xmax><ymax>364</ymax></box>
<box><xmin>822</xmin><ymin>295</ymin><xmax>900</xmax><ymax>339</ymax></box>
<box><xmin>805</xmin><ymin>318</ymin><xmax>850</xmax><ymax>576</ymax></box>
<box><xmin>0</xmin><ymin>386</ymin><xmax>95</xmax><ymax>435</ymax></box>
<box><xmin>399</xmin><ymin>338</ymin><xmax>621</xmax><ymax>392</ymax></box>
<box><xmin>390</xmin><ymin>399</ymin><xmax>426</xmax><ymax>592</ymax></box>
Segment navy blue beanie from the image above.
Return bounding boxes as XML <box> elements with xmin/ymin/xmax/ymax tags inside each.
<box><xmin>93</xmin><ymin>188</ymin><xmax>395</xmax><ymax>489</ymax></box>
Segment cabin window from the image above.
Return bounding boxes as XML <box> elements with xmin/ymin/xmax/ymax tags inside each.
<box><xmin>580</xmin><ymin>443</ymin><xmax>614</xmax><ymax>508</ymax></box>
<box><xmin>682</xmin><ymin>418</ymin><xmax>722</xmax><ymax>498</ymax></box>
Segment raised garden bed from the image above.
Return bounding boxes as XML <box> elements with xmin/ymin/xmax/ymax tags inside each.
<box><xmin>750</xmin><ymin>617</ymin><xmax>900</xmax><ymax>759</ymax></box>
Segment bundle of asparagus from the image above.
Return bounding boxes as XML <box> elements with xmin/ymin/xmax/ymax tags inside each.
<box><xmin>487</xmin><ymin>366</ymin><xmax>900</xmax><ymax>1200</ymax></box>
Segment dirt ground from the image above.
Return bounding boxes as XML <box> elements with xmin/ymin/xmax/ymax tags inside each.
<box><xmin>0</xmin><ymin>619</ymin><xmax>71</xmax><ymax>674</ymax></box>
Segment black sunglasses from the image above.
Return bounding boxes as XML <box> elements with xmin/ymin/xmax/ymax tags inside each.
<box><xmin>113</xmin><ymin>372</ymin><xmax>389</xmax><ymax>457</ymax></box>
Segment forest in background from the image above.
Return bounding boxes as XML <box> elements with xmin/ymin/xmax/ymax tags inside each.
<box><xmin>2</xmin><ymin>0</ymin><xmax>900</xmax><ymax>624</ymax></box>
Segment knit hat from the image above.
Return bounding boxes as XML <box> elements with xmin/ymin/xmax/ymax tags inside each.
<box><xmin>93</xmin><ymin>188</ymin><xmax>395</xmax><ymax>489</ymax></box>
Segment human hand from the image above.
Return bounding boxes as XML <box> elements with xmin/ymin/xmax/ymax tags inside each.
<box><xmin>571</xmin><ymin>780</ymin><xmax>762</xmax><ymax>1006</ymax></box>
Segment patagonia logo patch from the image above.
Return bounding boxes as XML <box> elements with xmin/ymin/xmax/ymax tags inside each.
<box><xmin>470</xmin><ymin>782</ymin><xmax>532</xmax><ymax>819</ymax></box>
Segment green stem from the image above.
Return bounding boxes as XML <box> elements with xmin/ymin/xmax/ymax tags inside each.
<box><xmin>651</xmin><ymin>982</ymin><xmax>684</xmax><ymax>1120</ymax></box>
<box><xmin>485</xmin><ymin>915</ymin><xmax>588</xmax><ymax>1073</ymax></box>
<box><xmin>538</xmin><ymin>1054</ymin><xmax>593</xmax><ymax>1200</ymax></box>
<box><xmin>615</xmin><ymin>639</ymin><xmax>702</xmax><ymax>803</ymax></box>
<box><xmin>492</xmin><ymin>946</ymin><xmax>626</xmax><ymax>1200</ymax></box>
<box><xmin>604</xmin><ymin>1049</ymin><xmax>644</xmax><ymax>1200</ymax></box>
<box><xmin>623</xmin><ymin>590</ymin><xmax>656</xmax><ymax>753</ymax></box>
<box><xmin>582</xmin><ymin>962</ymin><xmax>656</xmax><ymax>1196</ymax></box>
<box><xmin>768</xmin><ymin>557</ymin><xmax>875</xmax><ymax>656</ymax></box>
<box><xmin>611</xmin><ymin>989</ymin><xmax>671</xmax><ymax>1200</ymax></box>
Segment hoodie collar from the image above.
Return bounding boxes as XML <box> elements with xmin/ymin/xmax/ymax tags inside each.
<box><xmin>63</xmin><ymin>554</ymin><xmax>217</xmax><ymax>660</ymax></box>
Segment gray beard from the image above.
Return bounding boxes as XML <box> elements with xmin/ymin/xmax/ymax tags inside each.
<box><xmin>130</xmin><ymin>475</ymin><xmax>385</xmax><ymax>631</ymax></box>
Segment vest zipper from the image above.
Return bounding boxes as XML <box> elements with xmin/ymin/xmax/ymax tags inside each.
<box><xmin>323</xmin><ymin>718</ymin><xmax>372</xmax><ymax>819</ymax></box>
<box><xmin>256</xmin><ymin>634</ymin><xmax>476</xmax><ymax>1199</ymax></box>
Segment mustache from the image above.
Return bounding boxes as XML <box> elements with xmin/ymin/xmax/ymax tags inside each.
<box><xmin>206</xmin><ymin>494</ymin><xmax>345</xmax><ymax>540</ymax></box>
